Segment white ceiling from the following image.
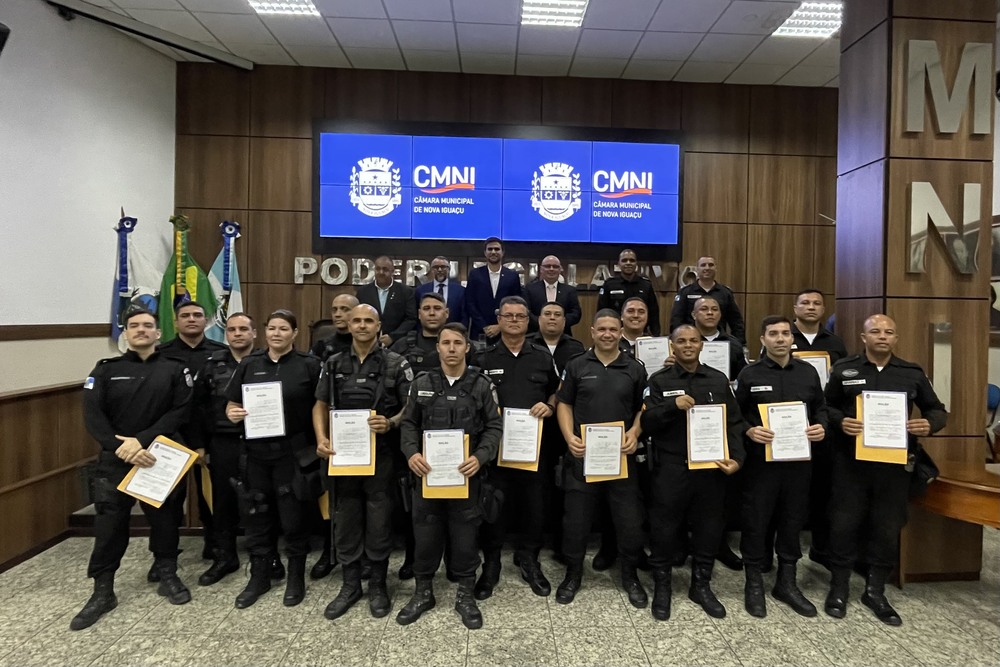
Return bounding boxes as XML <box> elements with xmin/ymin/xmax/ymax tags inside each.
<box><xmin>85</xmin><ymin>0</ymin><xmax>840</xmax><ymax>87</ymax></box>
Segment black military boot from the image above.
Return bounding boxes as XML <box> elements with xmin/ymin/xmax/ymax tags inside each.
<box><xmin>368</xmin><ymin>560</ymin><xmax>392</xmax><ymax>618</ymax></box>
<box><xmin>283</xmin><ymin>556</ymin><xmax>307</xmax><ymax>607</ymax></box>
<box><xmin>270</xmin><ymin>555</ymin><xmax>285</xmax><ymax>581</ymax></box>
<box><xmin>555</xmin><ymin>563</ymin><xmax>583</xmax><ymax>604</ymax></box>
<box><xmin>455</xmin><ymin>577</ymin><xmax>484</xmax><ymax>629</ymax></box>
<box><xmin>324</xmin><ymin>561</ymin><xmax>363</xmax><ymax>620</ymax></box>
<box><xmin>198</xmin><ymin>549</ymin><xmax>240</xmax><ymax>587</ymax></box>
<box><xmin>398</xmin><ymin>541</ymin><xmax>415</xmax><ymax>581</ymax></box>
<box><xmin>360</xmin><ymin>556</ymin><xmax>373</xmax><ymax>580</ymax></box>
<box><xmin>69</xmin><ymin>573</ymin><xmax>117</xmax><ymax>631</ymax></box>
<box><xmin>155</xmin><ymin>558</ymin><xmax>191</xmax><ymax>605</ymax></box>
<box><xmin>621</xmin><ymin>562</ymin><xmax>648</xmax><ymax>609</ymax></box>
<box><xmin>824</xmin><ymin>567</ymin><xmax>851</xmax><ymax>619</ymax></box>
<box><xmin>474</xmin><ymin>551</ymin><xmax>501</xmax><ymax>600</ymax></box>
<box><xmin>744</xmin><ymin>566</ymin><xmax>767</xmax><ymax>618</ymax></box>
<box><xmin>716</xmin><ymin>540</ymin><xmax>743</xmax><ymax>571</ymax></box>
<box><xmin>235</xmin><ymin>556</ymin><xmax>272</xmax><ymax>609</ymax></box>
<box><xmin>861</xmin><ymin>567</ymin><xmax>902</xmax><ymax>626</ymax></box>
<box><xmin>773</xmin><ymin>561</ymin><xmax>817</xmax><ymax>617</ymax></box>
<box><xmin>651</xmin><ymin>568</ymin><xmax>672</xmax><ymax>621</ymax></box>
<box><xmin>396</xmin><ymin>576</ymin><xmax>435</xmax><ymax>625</ymax></box>
<box><xmin>689</xmin><ymin>564</ymin><xmax>726</xmax><ymax>618</ymax></box>
<box><xmin>146</xmin><ymin>562</ymin><xmax>160</xmax><ymax>583</ymax></box>
<box><xmin>310</xmin><ymin>546</ymin><xmax>336</xmax><ymax>580</ymax></box>
<box><xmin>592</xmin><ymin>534</ymin><xmax>617</xmax><ymax>571</ymax></box>
<box><xmin>517</xmin><ymin>553</ymin><xmax>551</xmax><ymax>597</ymax></box>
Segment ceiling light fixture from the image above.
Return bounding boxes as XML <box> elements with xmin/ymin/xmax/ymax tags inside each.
<box><xmin>248</xmin><ymin>1</ymin><xmax>320</xmax><ymax>16</ymax></box>
<box><xmin>521</xmin><ymin>0</ymin><xmax>590</xmax><ymax>28</ymax></box>
<box><xmin>773</xmin><ymin>1</ymin><xmax>842</xmax><ymax>38</ymax></box>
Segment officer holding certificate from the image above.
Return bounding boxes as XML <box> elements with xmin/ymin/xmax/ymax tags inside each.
<box><xmin>71</xmin><ymin>308</ymin><xmax>193</xmax><ymax>631</ymax></box>
<box><xmin>314</xmin><ymin>304</ymin><xmax>412</xmax><ymax>621</ymax></box>
<box><xmin>475</xmin><ymin>296</ymin><xmax>559</xmax><ymax>599</ymax></box>
<box><xmin>640</xmin><ymin>324</ymin><xmax>744</xmax><ymax>621</ymax></box>
<box><xmin>735</xmin><ymin>316</ymin><xmax>828</xmax><ymax>619</ymax></box>
<box><xmin>691</xmin><ymin>297</ymin><xmax>747</xmax><ymax>381</ymax></box>
<box><xmin>554</xmin><ymin>309</ymin><xmax>647</xmax><ymax>608</ymax></box>
<box><xmin>823</xmin><ymin>314</ymin><xmax>946</xmax><ymax>626</ymax></box>
<box><xmin>398</xmin><ymin>323</ymin><xmax>503</xmax><ymax>630</ymax></box>
<box><xmin>224</xmin><ymin>309</ymin><xmax>322</xmax><ymax>610</ymax></box>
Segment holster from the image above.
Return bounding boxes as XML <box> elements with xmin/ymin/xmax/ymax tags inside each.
<box><xmin>477</xmin><ymin>466</ymin><xmax>505</xmax><ymax>524</ymax></box>
<box><xmin>291</xmin><ymin>446</ymin><xmax>324</xmax><ymax>502</ymax></box>
<box><xmin>397</xmin><ymin>473</ymin><xmax>414</xmax><ymax>513</ymax></box>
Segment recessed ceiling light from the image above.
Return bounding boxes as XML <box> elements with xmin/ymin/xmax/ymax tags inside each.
<box><xmin>521</xmin><ymin>0</ymin><xmax>590</xmax><ymax>28</ymax></box>
<box><xmin>773</xmin><ymin>1</ymin><xmax>842</xmax><ymax>38</ymax></box>
<box><xmin>248</xmin><ymin>0</ymin><xmax>319</xmax><ymax>16</ymax></box>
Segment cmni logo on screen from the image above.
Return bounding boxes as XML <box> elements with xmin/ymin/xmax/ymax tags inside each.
<box><xmin>349</xmin><ymin>157</ymin><xmax>402</xmax><ymax>218</ymax></box>
<box><xmin>593</xmin><ymin>171</ymin><xmax>653</xmax><ymax>198</ymax></box>
<box><xmin>413</xmin><ymin>166</ymin><xmax>476</xmax><ymax>193</ymax></box>
<box><xmin>531</xmin><ymin>162</ymin><xmax>581</xmax><ymax>222</ymax></box>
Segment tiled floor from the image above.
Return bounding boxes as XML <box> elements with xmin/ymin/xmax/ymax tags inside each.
<box><xmin>0</xmin><ymin>531</ymin><xmax>997</xmax><ymax>667</ymax></box>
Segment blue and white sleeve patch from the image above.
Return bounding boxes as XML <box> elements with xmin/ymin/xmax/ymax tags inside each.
<box><xmin>84</xmin><ymin>377</ymin><xmax>95</xmax><ymax>390</ymax></box>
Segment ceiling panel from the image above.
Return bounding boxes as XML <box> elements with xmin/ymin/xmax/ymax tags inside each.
<box><xmin>633</xmin><ymin>31</ymin><xmax>703</xmax><ymax>60</ymax></box>
<box><xmin>177</xmin><ymin>0</ymin><xmax>252</xmax><ymax>12</ymax></box>
<box><xmin>688</xmin><ymin>33</ymin><xmax>764</xmax><ymax>62</ymax></box>
<box><xmin>224</xmin><ymin>42</ymin><xmax>295</xmax><ymax>65</ymax></box>
<box><xmin>196</xmin><ymin>12</ymin><xmax>275</xmax><ymax>44</ymax></box>
<box><xmin>124</xmin><ymin>9</ymin><xmax>215</xmax><ymax>41</ymax></box>
<box><xmin>392</xmin><ymin>20</ymin><xmax>457</xmax><ymax>51</ymax></box>
<box><xmin>710</xmin><ymin>1</ymin><xmax>798</xmax><ymax>35</ymax></box>
<box><xmin>326</xmin><ymin>18</ymin><xmax>398</xmax><ymax>49</ymax></box>
<box><xmin>452</xmin><ymin>0</ymin><xmax>520</xmax><ymax>24</ymax></box>
<box><xmin>673</xmin><ymin>60</ymin><xmax>738</xmax><ymax>83</ymax></box>
<box><xmin>116</xmin><ymin>0</ymin><xmax>184</xmax><ymax>9</ymax></box>
<box><xmin>456</xmin><ymin>23</ymin><xmax>518</xmax><ymax>54</ymax></box>
<box><xmin>403</xmin><ymin>49</ymin><xmax>461</xmax><ymax>72</ymax></box>
<box><xmin>461</xmin><ymin>52</ymin><xmax>516</xmax><ymax>75</ymax></box>
<box><xmin>743</xmin><ymin>34</ymin><xmax>825</xmax><ymax>65</ymax></box>
<box><xmin>648</xmin><ymin>0</ymin><xmax>730</xmax><ymax>32</ymax></box>
<box><xmin>575</xmin><ymin>29</ymin><xmax>643</xmax><ymax>59</ymax></box>
<box><xmin>569</xmin><ymin>57</ymin><xmax>628</xmax><ymax>78</ymax></box>
<box><xmin>798</xmin><ymin>38</ymin><xmax>841</xmax><ymax>68</ymax></box>
<box><xmin>285</xmin><ymin>44</ymin><xmax>351</xmax><ymax>68</ymax></box>
<box><xmin>313</xmin><ymin>0</ymin><xmax>386</xmax><ymax>19</ymax></box>
<box><xmin>777</xmin><ymin>65</ymin><xmax>839</xmax><ymax>87</ymax></box>
<box><xmin>725</xmin><ymin>62</ymin><xmax>791</xmax><ymax>85</ymax></box>
<box><xmin>343</xmin><ymin>46</ymin><xmax>406</xmax><ymax>70</ymax></box>
<box><xmin>382</xmin><ymin>0</ymin><xmax>453</xmax><ymax>22</ymax></box>
<box><xmin>517</xmin><ymin>26</ymin><xmax>582</xmax><ymax>56</ymax></box>
<box><xmin>260</xmin><ymin>15</ymin><xmax>336</xmax><ymax>46</ymax></box>
<box><xmin>515</xmin><ymin>54</ymin><xmax>572</xmax><ymax>77</ymax></box>
<box><xmin>583</xmin><ymin>0</ymin><xmax>661</xmax><ymax>30</ymax></box>
<box><xmin>622</xmin><ymin>59</ymin><xmax>684</xmax><ymax>80</ymax></box>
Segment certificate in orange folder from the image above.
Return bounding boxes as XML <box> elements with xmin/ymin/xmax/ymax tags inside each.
<box><xmin>328</xmin><ymin>409</ymin><xmax>377</xmax><ymax>476</ymax></box>
<box><xmin>686</xmin><ymin>404</ymin><xmax>730</xmax><ymax>470</ymax></box>
<box><xmin>421</xmin><ymin>430</ymin><xmax>470</xmax><ymax>499</ymax></box>
<box><xmin>498</xmin><ymin>408</ymin><xmax>543</xmax><ymax>472</ymax></box>
<box><xmin>583</xmin><ymin>421</ymin><xmax>628</xmax><ymax>483</ymax></box>
<box><xmin>117</xmin><ymin>436</ymin><xmax>199</xmax><ymax>508</ymax></box>
<box><xmin>854</xmin><ymin>393</ymin><xmax>908</xmax><ymax>465</ymax></box>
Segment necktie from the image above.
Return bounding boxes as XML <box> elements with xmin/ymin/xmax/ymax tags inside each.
<box><xmin>547</xmin><ymin>283</ymin><xmax>556</xmax><ymax>301</ymax></box>
<box><xmin>437</xmin><ymin>282</ymin><xmax>445</xmax><ymax>295</ymax></box>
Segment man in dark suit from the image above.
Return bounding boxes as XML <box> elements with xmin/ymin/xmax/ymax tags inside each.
<box><xmin>465</xmin><ymin>237</ymin><xmax>521</xmax><ymax>340</ymax></box>
<box><xmin>414</xmin><ymin>256</ymin><xmax>467</xmax><ymax>327</ymax></box>
<box><xmin>524</xmin><ymin>255</ymin><xmax>581</xmax><ymax>335</ymax></box>
<box><xmin>356</xmin><ymin>255</ymin><xmax>418</xmax><ymax>346</ymax></box>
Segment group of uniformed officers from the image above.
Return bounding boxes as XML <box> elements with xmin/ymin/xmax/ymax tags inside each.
<box><xmin>71</xmin><ymin>241</ymin><xmax>946</xmax><ymax>634</ymax></box>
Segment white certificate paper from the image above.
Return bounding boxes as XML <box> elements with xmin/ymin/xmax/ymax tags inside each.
<box><xmin>501</xmin><ymin>408</ymin><xmax>540</xmax><ymax>463</ymax></box>
<box><xmin>424</xmin><ymin>429</ymin><xmax>466</xmax><ymax>487</ymax></box>
<box><xmin>242</xmin><ymin>381</ymin><xmax>286</xmax><ymax>439</ymax></box>
<box><xmin>635</xmin><ymin>336</ymin><xmax>672</xmax><ymax>370</ymax></box>
<box><xmin>765</xmin><ymin>402</ymin><xmax>811</xmax><ymax>461</ymax></box>
<box><xmin>329</xmin><ymin>410</ymin><xmax>373</xmax><ymax>467</ymax></box>
<box><xmin>688</xmin><ymin>405</ymin><xmax>726</xmax><ymax>463</ymax></box>
<box><xmin>700</xmin><ymin>342</ymin><xmax>732</xmax><ymax>380</ymax></box>
<box><xmin>583</xmin><ymin>424</ymin><xmax>623</xmax><ymax>476</ymax></box>
<box><xmin>862</xmin><ymin>391</ymin><xmax>908</xmax><ymax>449</ymax></box>
<box><xmin>123</xmin><ymin>440</ymin><xmax>194</xmax><ymax>504</ymax></box>
<box><xmin>795</xmin><ymin>354</ymin><xmax>830</xmax><ymax>389</ymax></box>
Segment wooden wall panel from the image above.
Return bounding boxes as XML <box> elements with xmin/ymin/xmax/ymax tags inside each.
<box><xmin>744</xmin><ymin>293</ymin><xmax>798</xmax><ymax>340</ymax></box>
<box><xmin>0</xmin><ymin>395</ymin><xmax>59</xmax><ymax>487</ymax></box>
<box><xmin>247</xmin><ymin>211</ymin><xmax>313</xmax><ymax>284</ymax></box>
<box><xmin>679</xmin><ymin>223</ymin><xmax>747</xmax><ymax>293</ymax></box>
<box><xmin>681</xmin><ymin>83</ymin><xmax>750</xmax><ymax>153</ymax></box>
<box><xmin>176</xmin><ymin>63</ymin><xmax>250</xmax><ymax>136</ymax></box>
<box><xmin>469</xmin><ymin>75</ymin><xmax>542</xmax><ymax>125</ymax></box>
<box><xmin>397</xmin><ymin>72</ymin><xmax>470</xmax><ymax>122</ymax></box>
<box><xmin>831</xmin><ymin>297</ymin><xmax>885</xmax><ymax>356</ymax></box>
<box><xmin>815</xmin><ymin>88</ymin><xmax>840</xmax><ymax>157</ymax></box>
<box><xmin>836</xmin><ymin>160</ymin><xmax>886</xmax><ymax>299</ymax></box>
<box><xmin>683</xmin><ymin>153</ymin><xmax>748</xmax><ymax>223</ymax></box>
<box><xmin>816</xmin><ymin>157</ymin><xmax>837</xmax><ymax>225</ymax></box>
<box><xmin>893</xmin><ymin>0</ymin><xmax>996</xmax><ymax>22</ymax></box>
<box><xmin>250</xmin><ymin>66</ymin><xmax>326</xmax><ymax>138</ymax></box>
<box><xmin>175</xmin><ymin>135</ymin><xmax>249</xmax><ymax>209</ymax></box>
<box><xmin>838</xmin><ymin>22</ymin><xmax>889</xmax><ymax>175</ymax></box>
<box><xmin>748</xmin><ymin>155</ymin><xmax>817</xmax><ymax>225</ymax></box>
<box><xmin>746</xmin><ymin>225</ymin><xmax>816</xmax><ymax>293</ymax></box>
<box><xmin>541</xmin><ymin>77</ymin><xmax>614</xmax><ymax>127</ymax></box>
<box><xmin>0</xmin><ymin>469</ymin><xmax>79</xmax><ymax>565</ymax></box>
<box><xmin>55</xmin><ymin>392</ymin><xmax>90</xmax><ymax>469</ymax></box>
<box><xmin>249</xmin><ymin>138</ymin><xmax>311</xmax><ymax>211</ymax></box>
<box><xmin>241</xmin><ymin>283</ymin><xmax>323</xmax><ymax>348</ymax></box>
<box><xmin>325</xmin><ymin>69</ymin><xmax>398</xmax><ymax>120</ymax></box>
<box><xmin>813</xmin><ymin>225</ymin><xmax>837</xmax><ymax>296</ymax></box>
<box><xmin>175</xmin><ymin>208</ymin><xmax>251</xmax><ymax>281</ymax></box>
<box><xmin>611</xmin><ymin>80</ymin><xmax>682</xmax><ymax>130</ymax></box>
<box><xmin>889</xmin><ymin>19</ymin><xmax>995</xmax><ymax>161</ymax></box>
<box><xmin>749</xmin><ymin>86</ymin><xmax>818</xmax><ymax>156</ymax></box>
<box><xmin>841</xmin><ymin>0</ymin><xmax>888</xmax><ymax>50</ymax></box>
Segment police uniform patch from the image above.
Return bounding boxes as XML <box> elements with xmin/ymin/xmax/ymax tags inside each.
<box><xmin>403</xmin><ymin>366</ymin><xmax>414</xmax><ymax>381</ymax></box>
<box><xmin>183</xmin><ymin>369</ymin><xmax>194</xmax><ymax>387</ymax></box>
<box><xmin>84</xmin><ymin>377</ymin><xmax>95</xmax><ymax>390</ymax></box>
<box><xmin>844</xmin><ymin>379</ymin><xmax>866</xmax><ymax>386</ymax></box>
<box><xmin>842</xmin><ymin>369</ymin><xmax>859</xmax><ymax>378</ymax></box>
<box><xmin>751</xmin><ymin>385</ymin><xmax>771</xmax><ymax>392</ymax></box>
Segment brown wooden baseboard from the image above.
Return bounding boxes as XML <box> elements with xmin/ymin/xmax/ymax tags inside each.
<box><xmin>0</xmin><ymin>531</ymin><xmax>72</xmax><ymax>574</ymax></box>
<box><xmin>0</xmin><ymin>323</ymin><xmax>109</xmax><ymax>341</ymax></box>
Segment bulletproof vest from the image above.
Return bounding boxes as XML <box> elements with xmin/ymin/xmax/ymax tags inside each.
<box><xmin>206</xmin><ymin>356</ymin><xmax>236</xmax><ymax>399</ymax></box>
<box><xmin>328</xmin><ymin>349</ymin><xmax>399</xmax><ymax>413</ymax></box>
<box><xmin>399</xmin><ymin>331</ymin><xmax>439</xmax><ymax>374</ymax></box>
<box><xmin>418</xmin><ymin>369</ymin><xmax>483</xmax><ymax>434</ymax></box>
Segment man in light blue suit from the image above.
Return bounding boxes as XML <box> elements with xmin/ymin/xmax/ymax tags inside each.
<box><xmin>415</xmin><ymin>256</ymin><xmax>467</xmax><ymax>327</ymax></box>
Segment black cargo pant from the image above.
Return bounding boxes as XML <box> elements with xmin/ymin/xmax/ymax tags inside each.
<box><xmin>411</xmin><ymin>476</ymin><xmax>482</xmax><ymax>579</ymax></box>
<box><xmin>740</xmin><ymin>458</ymin><xmax>811</xmax><ymax>568</ymax></box>
<box><xmin>243</xmin><ymin>442</ymin><xmax>311</xmax><ymax>559</ymax></box>
<box><xmin>207</xmin><ymin>434</ymin><xmax>242</xmax><ymax>557</ymax></box>
<box><xmin>479</xmin><ymin>465</ymin><xmax>546</xmax><ymax>560</ymax></box>
<box><xmin>648</xmin><ymin>459</ymin><xmax>726</xmax><ymax>572</ymax></box>
<box><xmin>332</xmin><ymin>447</ymin><xmax>394</xmax><ymax>565</ymax></box>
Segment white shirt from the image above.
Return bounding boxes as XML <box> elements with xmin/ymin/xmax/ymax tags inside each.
<box><xmin>544</xmin><ymin>280</ymin><xmax>558</xmax><ymax>302</ymax></box>
<box><xmin>703</xmin><ymin>332</ymin><xmax>721</xmax><ymax>341</ymax></box>
<box><xmin>802</xmin><ymin>332</ymin><xmax>818</xmax><ymax>344</ymax></box>
<box><xmin>488</xmin><ymin>267</ymin><xmax>502</xmax><ymax>297</ymax></box>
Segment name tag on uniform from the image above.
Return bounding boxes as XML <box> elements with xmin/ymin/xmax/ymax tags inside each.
<box><xmin>663</xmin><ymin>390</ymin><xmax>685</xmax><ymax>397</ymax></box>
<box><xmin>610</xmin><ymin>290</ymin><xmax>624</xmax><ymax>295</ymax></box>
<box><xmin>356</xmin><ymin>378</ymin><xmax>367</xmax><ymax>383</ymax></box>
<box><xmin>687</xmin><ymin>294</ymin><xmax>700</xmax><ymax>299</ymax></box>
<box><xmin>418</xmin><ymin>390</ymin><xmax>435</xmax><ymax>397</ymax></box>
<box><xmin>109</xmin><ymin>376</ymin><xmax>134</xmax><ymax>381</ymax></box>
<box><xmin>487</xmin><ymin>369</ymin><xmax>504</xmax><ymax>375</ymax></box>
<box><xmin>751</xmin><ymin>385</ymin><xmax>772</xmax><ymax>392</ymax></box>
<box><xmin>843</xmin><ymin>379</ymin><xmax>866</xmax><ymax>386</ymax></box>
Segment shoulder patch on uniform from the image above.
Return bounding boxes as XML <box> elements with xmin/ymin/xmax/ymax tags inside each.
<box><xmin>673</xmin><ymin>294</ymin><xmax>680</xmax><ymax>302</ymax></box>
<box><xmin>842</xmin><ymin>369</ymin><xmax>859</xmax><ymax>378</ymax></box>
<box><xmin>599</xmin><ymin>288</ymin><xmax>605</xmax><ymax>295</ymax></box>
<box><xmin>83</xmin><ymin>377</ymin><xmax>95</xmax><ymax>390</ymax></box>
<box><xmin>403</xmin><ymin>365</ymin><xmax>414</xmax><ymax>382</ymax></box>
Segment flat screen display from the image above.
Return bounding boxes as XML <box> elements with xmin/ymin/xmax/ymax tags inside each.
<box><xmin>317</xmin><ymin>131</ymin><xmax>680</xmax><ymax>246</ymax></box>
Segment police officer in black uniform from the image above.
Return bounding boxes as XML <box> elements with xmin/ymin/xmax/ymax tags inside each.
<box><xmin>597</xmin><ymin>248</ymin><xmax>661</xmax><ymax>336</ymax></box>
<box><xmin>670</xmin><ymin>256</ymin><xmax>745</xmax><ymax>343</ymax></box>
<box><xmin>311</xmin><ymin>293</ymin><xmax>359</xmax><ymax>361</ymax></box>
<box><xmin>735</xmin><ymin>316</ymin><xmax>828</xmax><ymax>619</ymax></box>
<box><xmin>640</xmin><ymin>324</ymin><xmax>745</xmax><ymax>621</ymax></box>
<box><xmin>193</xmin><ymin>312</ymin><xmax>257</xmax><ymax>586</ymax></box>
<box><xmin>691</xmin><ymin>297</ymin><xmax>747</xmax><ymax>381</ymax></box>
<box><xmin>555</xmin><ymin>309</ymin><xmax>648</xmax><ymax>608</ymax></box>
<box><xmin>619</xmin><ymin>296</ymin><xmax>651</xmax><ymax>357</ymax></box>
<box><xmin>71</xmin><ymin>309</ymin><xmax>194</xmax><ymax>631</ymax></box>
<box><xmin>314</xmin><ymin>304</ymin><xmax>412</xmax><ymax>621</ymax></box>
<box><xmin>397</xmin><ymin>323</ymin><xmax>503</xmax><ymax>630</ymax></box>
<box><xmin>474</xmin><ymin>296</ymin><xmax>559</xmax><ymax>599</ymax></box>
<box><xmin>823</xmin><ymin>314</ymin><xmax>946</xmax><ymax>626</ymax></box>
<box><xmin>528</xmin><ymin>301</ymin><xmax>586</xmax><ymax>373</ymax></box>
<box><xmin>225</xmin><ymin>309</ymin><xmax>322</xmax><ymax>609</ymax></box>
<box><xmin>391</xmin><ymin>292</ymin><xmax>449</xmax><ymax>374</ymax></box>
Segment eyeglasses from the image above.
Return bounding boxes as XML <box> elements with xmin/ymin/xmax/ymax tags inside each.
<box><xmin>541</xmin><ymin>264</ymin><xmax>561</xmax><ymax>269</ymax></box>
<box><xmin>498</xmin><ymin>314</ymin><xmax>528</xmax><ymax>321</ymax></box>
